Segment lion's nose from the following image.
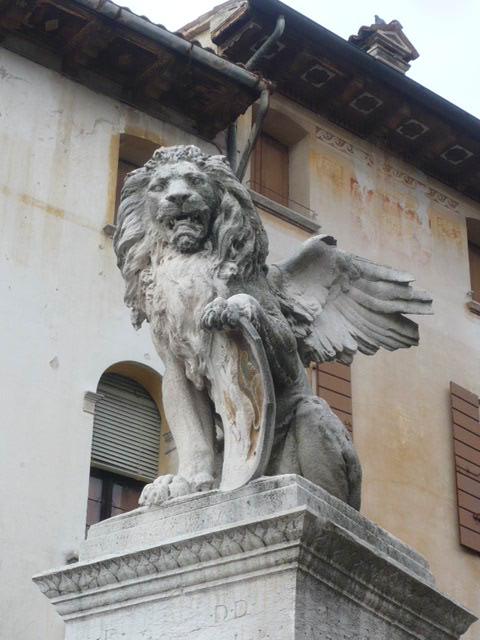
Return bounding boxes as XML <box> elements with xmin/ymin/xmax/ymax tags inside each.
<box><xmin>166</xmin><ymin>192</ymin><xmax>189</xmax><ymax>205</ymax></box>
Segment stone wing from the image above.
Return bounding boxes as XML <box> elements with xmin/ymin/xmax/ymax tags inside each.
<box><xmin>268</xmin><ymin>235</ymin><xmax>433</xmax><ymax>365</ymax></box>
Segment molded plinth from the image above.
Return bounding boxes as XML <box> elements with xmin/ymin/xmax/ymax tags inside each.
<box><xmin>34</xmin><ymin>475</ymin><xmax>476</xmax><ymax>640</ymax></box>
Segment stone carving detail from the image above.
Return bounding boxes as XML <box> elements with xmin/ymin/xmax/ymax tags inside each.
<box><xmin>316</xmin><ymin>126</ymin><xmax>460</xmax><ymax>211</ymax></box>
<box><xmin>113</xmin><ymin>145</ymin><xmax>431</xmax><ymax>510</ymax></box>
<box><xmin>34</xmin><ymin>507</ymin><xmax>473</xmax><ymax>640</ymax></box>
<box><xmin>33</xmin><ymin>479</ymin><xmax>476</xmax><ymax>640</ymax></box>
<box><xmin>316</xmin><ymin>125</ymin><xmax>375</xmax><ymax>166</ymax></box>
<box><xmin>383</xmin><ymin>161</ymin><xmax>460</xmax><ymax>211</ymax></box>
<box><xmin>34</xmin><ymin>512</ymin><xmax>305</xmax><ymax>598</ymax></box>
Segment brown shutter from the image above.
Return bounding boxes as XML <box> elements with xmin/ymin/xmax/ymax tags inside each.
<box><xmin>251</xmin><ymin>133</ymin><xmax>289</xmax><ymax>206</ymax></box>
<box><xmin>468</xmin><ymin>242</ymin><xmax>480</xmax><ymax>302</ymax></box>
<box><xmin>311</xmin><ymin>362</ymin><xmax>353</xmax><ymax>435</ymax></box>
<box><xmin>450</xmin><ymin>381</ymin><xmax>480</xmax><ymax>552</ymax></box>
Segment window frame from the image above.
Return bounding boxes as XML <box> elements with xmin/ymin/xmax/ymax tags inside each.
<box><xmin>466</xmin><ymin>218</ymin><xmax>480</xmax><ymax>315</ymax></box>
<box><xmin>87</xmin><ymin>467</ymin><xmax>145</xmax><ymax>527</ymax></box>
<box><xmin>468</xmin><ymin>240</ymin><xmax>480</xmax><ymax>303</ymax></box>
<box><xmin>251</xmin><ymin>132</ymin><xmax>290</xmax><ymax>207</ymax></box>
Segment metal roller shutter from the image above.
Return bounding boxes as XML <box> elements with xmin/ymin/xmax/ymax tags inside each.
<box><xmin>91</xmin><ymin>373</ymin><xmax>161</xmax><ymax>482</ymax></box>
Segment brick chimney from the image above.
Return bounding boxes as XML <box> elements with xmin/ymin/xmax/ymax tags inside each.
<box><xmin>348</xmin><ymin>16</ymin><xmax>419</xmax><ymax>74</ymax></box>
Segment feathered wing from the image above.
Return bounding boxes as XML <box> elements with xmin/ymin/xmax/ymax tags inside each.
<box><xmin>268</xmin><ymin>235</ymin><xmax>433</xmax><ymax>365</ymax></box>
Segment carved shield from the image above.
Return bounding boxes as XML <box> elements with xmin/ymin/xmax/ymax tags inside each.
<box><xmin>209</xmin><ymin>318</ymin><xmax>276</xmax><ymax>491</ymax></box>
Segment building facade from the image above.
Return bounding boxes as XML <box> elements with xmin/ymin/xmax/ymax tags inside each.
<box><xmin>1</xmin><ymin>1</ymin><xmax>479</xmax><ymax>638</ymax></box>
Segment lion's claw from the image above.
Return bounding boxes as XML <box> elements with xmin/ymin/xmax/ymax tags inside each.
<box><xmin>201</xmin><ymin>297</ymin><xmax>228</xmax><ymax>329</ymax></box>
<box><xmin>139</xmin><ymin>473</ymin><xmax>215</xmax><ymax>507</ymax></box>
<box><xmin>202</xmin><ymin>294</ymin><xmax>258</xmax><ymax>331</ymax></box>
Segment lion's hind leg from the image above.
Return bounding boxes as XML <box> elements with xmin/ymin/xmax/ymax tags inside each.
<box><xmin>295</xmin><ymin>395</ymin><xmax>361</xmax><ymax>509</ymax></box>
<box><xmin>271</xmin><ymin>395</ymin><xmax>362</xmax><ymax>510</ymax></box>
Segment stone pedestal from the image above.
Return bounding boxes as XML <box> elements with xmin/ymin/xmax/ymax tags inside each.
<box><xmin>34</xmin><ymin>475</ymin><xmax>476</xmax><ymax>639</ymax></box>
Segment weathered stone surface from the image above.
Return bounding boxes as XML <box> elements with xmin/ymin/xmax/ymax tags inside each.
<box><xmin>34</xmin><ymin>476</ymin><xmax>476</xmax><ymax>640</ymax></box>
<box><xmin>79</xmin><ymin>475</ymin><xmax>430</xmax><ymax>579</ymax></box>
<box><xmin>113</xmin><ymin>145</ymin><xmax>432</xmax><ymax>510</ymax></box>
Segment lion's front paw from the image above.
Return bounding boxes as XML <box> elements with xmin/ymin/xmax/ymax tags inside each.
<box><xmin>201</xmin><ymin>294</ymin><xmax>258</xmax><ymax>330</ymax></box>
<box><xmin>139</xmin><ymin>473</ymin><xmax>215</xmax><ymax>507</ymax></box>
<box><xmin>201</xmin><ymin>297</ymin><xmax>229</xmax><ymax>329</ymax></box>
<box><xmin>139</xmin><ymin>474</ymin><xmax>173</xmax><ymax>506</ymax></box>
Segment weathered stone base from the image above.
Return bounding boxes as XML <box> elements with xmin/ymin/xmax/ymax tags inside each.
<box><xmin>34</xmin><ymin>475</ymin><xmax>476</xmax><ymax>639</ymax></box>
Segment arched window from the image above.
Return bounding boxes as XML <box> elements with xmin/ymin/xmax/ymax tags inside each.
<box><xmin>86</xmin><ymin>371</ymin><xmax>162</xmax><ymax>526</ymax></box>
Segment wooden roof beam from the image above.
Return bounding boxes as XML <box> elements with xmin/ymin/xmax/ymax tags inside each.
<box><xmin>62</xmin><ymin>17</ymin><xmax>114</xmax><ymax>66</ymax></box>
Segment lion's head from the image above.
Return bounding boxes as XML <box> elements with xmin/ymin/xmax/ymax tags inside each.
<box><xmin>114</xmin><ymin>145</ymin><xmax>269</xmax><ymax>328</ymax></box>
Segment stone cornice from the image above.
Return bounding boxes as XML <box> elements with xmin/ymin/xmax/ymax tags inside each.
<box><xmin>81</xmin><ymin>476</ymin><xmax>431</xmax><ymax>581</ymax></box>
<box><xmin>316</xmin><ymin>125</ymin><xmax>462</xmax><ymax>213</ymax></box>
<box><xmin>298</xmin><ymin>521</ymin><xmax>473</xmax><ymax>640</ymax></box>
<box><xmin>34</xmin><ymin>510</ymin><xmax>304</xmax><ymax>601</ymax></box>
<box><xmin>33</xmin><ymin>507</ymin><xmax>476</xmax><ymax>637</ymax></box>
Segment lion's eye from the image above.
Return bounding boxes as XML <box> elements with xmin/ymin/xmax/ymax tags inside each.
<box><xmin>150</xmin><ymin>179</ymin><xmax>168</xmax><ymax>192</ymax></box>
<box><xmin>188</xmin><ymin>174</ymin><xmax>204</xmax><ymax>186</ymax></box>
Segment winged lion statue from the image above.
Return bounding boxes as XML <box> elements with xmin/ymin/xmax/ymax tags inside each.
<box><xmin>113</xmin><ymin>145</ymin><xmax>432</xmax><ymax>510</ymax></box>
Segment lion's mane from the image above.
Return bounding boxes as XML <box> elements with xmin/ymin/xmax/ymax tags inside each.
<box><xmin>114</xmin><ymin>145</ymin><xmax>269</xmax><ymax>329</ymax></box>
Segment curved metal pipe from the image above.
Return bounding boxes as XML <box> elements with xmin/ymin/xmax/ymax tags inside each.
<box><xmin>227</xmin><ymin>122</ymin><xmax>238</xmax><ymax>172</ymax></box>
<box><xmin>246</xmin><ymin>14</ymin><xmax>285</xmax><ymax>70</ymax></box>
<box><xmin>235</xmin><ymin>14</ymin><xmax>285</xmax><ymax>179</ymax></box>
<box><xmin>236</xmin><ymin>88</ymin><xmax>270</xmax><ymax>181</ymax></box>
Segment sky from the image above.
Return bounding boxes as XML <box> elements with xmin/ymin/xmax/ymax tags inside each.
<box><xmin>124</xmin><ymin>0</ymin><xmax>480</xmax><ymax>118</ymax></box>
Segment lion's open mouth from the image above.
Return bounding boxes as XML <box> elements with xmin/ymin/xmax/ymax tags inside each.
<box><xmin>167</xmin><ymin>209</ymin><xmax>208</xmax><ymax>236</ymax></box>
<box><xmin>168</xmin><ymin>213</ymin><xmax>201</xmax><ymax>230</ymax></box>
<box><xmin>166</xmin><ymin>211</ymin><xmax>209</xmax><ymax>253</ymax></box>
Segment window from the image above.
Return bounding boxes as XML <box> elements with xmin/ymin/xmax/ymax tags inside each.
<box><xmin>87</xmin><ymin>468</ymin><xmax>145</xmax><ymax>527</ymax></box>
<box><xmin>113</xmin><ymin>134</ymin><xmax>159</xmax><ymax>224</ymax></box>
<box><xmin>309</xmin><ymin>362</ymin><xmax>353</xmax><ymax>434</ymax></box>
<box><xmin>467</xmin><ymin>219</ymin><xmax>480</xmax><ymax>301</ymax></box>
<box><xmin>248</xmin><ymin>108</ymin><xmax>317</xmax><ymax>230</ymax></box>
<box><xmin>467</xmin><ymin>218</ymin><xmax>480</xmax><ymax>311</ymax></box>
<box><xmin>88</xmin><ymin>372</ymin><xmax>162</xmax><ymax>526</ymax></box>
<box><xmin>469</xmin><ymin>242</ymin><xmax>480</xmax><ymax>302</ymax></box>
<box><xmin>251</xmin><ymin>132</ymin><xmax>289</xmax><ymax>206</ymax></box>
<box><xmin>114</xmin><ymin>159</ymin><xmax>138</xmax><ymax>217</ymax></box>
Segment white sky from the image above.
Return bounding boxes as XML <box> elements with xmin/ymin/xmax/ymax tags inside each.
<box><xmin>124</xmin><ymin>0</ymin><xmax>480</xmax><ymax>119</ymax></box>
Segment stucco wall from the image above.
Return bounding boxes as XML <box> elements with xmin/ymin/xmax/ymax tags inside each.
<box><xmin>261</xmin><ymin>95</ymin><xmax>480</xmax><ymax>637</ymax></box>
<box><xmin>1</xmin><ymin>43</ymin><xmax>480</xmax><ymax>639</ymax></box>
<box><xmin>0</xmin><ymin>48</ymin><xmax>218</xmax><ymax>640</ymax></box>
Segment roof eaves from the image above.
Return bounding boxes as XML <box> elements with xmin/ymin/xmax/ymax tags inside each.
<box><xmin>73</xmin><ymin>0</ymin><xmax>266</xmax><ymax>95</ymax></box>
<box><xmin>247</xmin><ymin>0</ymin><xmax>480</xmax><ymax>135</ymax></box>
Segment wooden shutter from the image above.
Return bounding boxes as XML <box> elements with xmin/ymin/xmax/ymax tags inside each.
<box><xmin>311</xmin><ymin>362</ymin><xmax>353</xmax><ymax>434</ymax></box>
<box><xmin>251</xmin><ymin>133</ymin><xmax>289</xmax><ymax>206</ymax></box>
<box><xmin>468</xmin><ymin>242</ymin><xmax>480</xmax><ymax>302</ymax></box>
<box><xmin>450</xmin><ymin>382</ymin><xmax>480</xmax><ymax>552</ymax></box>
<box><xmin>91</xmin><ymin>373</ymin><xmax>161</xmax><ymax>482</ymax></box>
